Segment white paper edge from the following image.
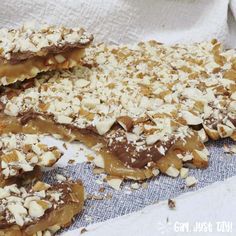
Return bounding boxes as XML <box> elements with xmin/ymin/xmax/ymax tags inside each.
<box><xmin>63</xmin><ymin>176</ymin><xmax>236</xmax><ymax>236</ymax></box>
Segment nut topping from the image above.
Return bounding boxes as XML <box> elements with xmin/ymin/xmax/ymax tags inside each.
<box><xmin>217</xmin><ymin>124</ymin><xmax>234</xmax><ymax>138</ymax></box>
<box><xmin>117</xmin><ymin>116</ymin><xmax>133</xmax><ymax>132</ymax></box>
<box><xmin>165</xmin><ymin>166</ymin><xmax>179</xmax><ymax>177</ymax></box>
<box><xmin>96</xmin><ymin>118</ymin><xmax>116</xmax><ymax>135</ymax></box>
<box><xmin>0</xmin><ymin>180</ymin><xmax>84</xmax><ymax>231</ymax></box>
<box><xmin>185</xmin><ymin>176</ymin><xmax>198</xmax><ymax>187</ymax></box>
<box><xmin>0</xmin><ymin>133</ymin><xmax>62</xmax><ymax>181</ymax></box>
<box><xmin>182</xmin><ymin>111</ymin><xmax>203</xmax><ymax>125</ymax></box>
<box><xmin>54</xmin><ymin>54</ymin><xmax>66</xmax><ymax>64</ymax></box>
<box><xmin>1</xmin><ymin>39</ymin><xmax>235</xmax><ymax>180</ymax></box>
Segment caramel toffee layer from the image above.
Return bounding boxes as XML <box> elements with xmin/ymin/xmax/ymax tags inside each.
<box><xmin>0</xmin><ymin>111</ymin><xmax>207</xmax><ymax>179</ymax></box>
<box><xmin>12</xmin><ymin>109</ymin><xmax>197</xmax><ymax>170</ymax></box>
<box><xmin>0</xmin><ymin>180</ymin><xmax>84</xmax><ymax>235</ymax></box>
<box><xmin>6</xmin><ymin>112</ymin><xmax>179</xmax><ymax>168</ymax></box>
<box><xmin>0</xmin><ymin>25</ymin><xmax>93</xmax><ymax>86</ymax></box>
<box><xmin>0</xmin><ymin>48</ymin><xmax>85</xmax><ymax>84</ymax></box>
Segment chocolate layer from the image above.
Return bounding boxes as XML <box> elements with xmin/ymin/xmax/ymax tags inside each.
<box><xmin>4</xmin><ymin>40</ymin><xmax>93</xmax><ymax>65</ymax></box>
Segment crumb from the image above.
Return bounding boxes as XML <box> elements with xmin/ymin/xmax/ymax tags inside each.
<box><xmin>223</xmin><ymin>144</ymin><xmax>236</xmax><ymax>154</ymax></box>
<box><xmin>85</xmin><ymin>215</ymin><xmax>93</xmax><ymax>223</ymax></box>
<box><xmin>87</xmin><ymin>194</ymin><xmax>106</xmax><ymax>200</ymax></box>
<box><xmin>86</xmin><ymin>194</ymin><xmax>93</xmax><ymax>200</ymax></box>
<box><xmin>223</xmin><ymin>144</ymin><xmax>231</xmax><ymax>153</ymax></box>
<box><xmin>56</xmin><ymin>174</ymin><xmax>67</xmax><ymax>182</ymax></box>
<box><xmin>99</xmin><ymin>187</ymin><xmax>105</xmax><ymax>192</ymax></box>
<box><xmin>105</xmin><ymin>193</ymin><xmax>113</xmax><ymax>199</ymax></box>
<box><xmin>63</xmin><ymin>142</ymin><xmax>68</xmax><ymax>150</ymax></box>
<box><xmin>68</xmin><ymin>159</ymin><xmax>75</xmax><ymax>164</ymax></box>
<box><xmin>95</xmin><ymin>179</ymin><xmax>104</xmax><ymax>185</ymax></box>
<box><xmin>131</xmin><ymin>183</ymin><xmax>140</xmax><ymax>190</ymax></box>
<box><xmin>186</xmin><ymin>176</ymin><xmax>197</xmax><ymax>187</ymax></box>
<box><xmin>168</xmin><ymin>199</ymin><xmax>176</xmax><ymax>209</ymax></box>
<box><xmin>106</xmin><ymin>177</ymin><xmax>123</xmax><ymax>190</ymax></box>
<box><xmin>92</xmin><ymin>195</ymin><xmax>104</xmax><ymax>200</ymax></box>
<box><xmin>142</xmin><ymin>182</ymin><xmax>148</xmax><ymax>189</ymax></box>
<box><xmin>180</xmin><ymin>167</ymin><xmax>189</xmax><ymax>179</ymax></box>
<box><xmin>80</xmin><ymin>227</ymin><xmax>88</xmax><ymax>234</ymax></box>
<box><xmin>93</xmin><ymin>168</ymin><xmax>105</xmax><ymax>174</ymax></box>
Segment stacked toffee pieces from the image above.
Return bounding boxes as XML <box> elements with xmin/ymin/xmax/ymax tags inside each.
<box><xmin>0</xmin><ymin>24</ymin><xmax>91</xmax><ymax>236</ymax></box>
<box><xmin>0</xmin><ymin>23</ymin><xmax>236</xmax><ymax>235</ymax></box>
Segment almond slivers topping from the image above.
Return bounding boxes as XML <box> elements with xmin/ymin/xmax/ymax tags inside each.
<box><xmin>0</xmin><ymin>181</ymin><xmax>77</xmax><ymax>227</ymax></box>
<box><xmin>0</xmin><ymin>133</ymin><xmax>62</xmax><ymax>179</ymax></box>
<box><xmin>0</xmin><ymin>24</ymin><xmax>92</xmax><ymax>61</ymax></box>
<box><xmin>1</xmin><ymin>39</ymin><xmax>235</xmax><ymax>173</ymax></box>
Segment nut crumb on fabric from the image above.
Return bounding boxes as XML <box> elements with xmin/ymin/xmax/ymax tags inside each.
<box><xmin>168</xmin><ymin>199</ymin><xmax>176</xmax><ymax>209</ymax></box>
<box><xmin>80</xmin><ymin>227</ymin><xmax>88</xmax><ymax>234</ymax></box>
